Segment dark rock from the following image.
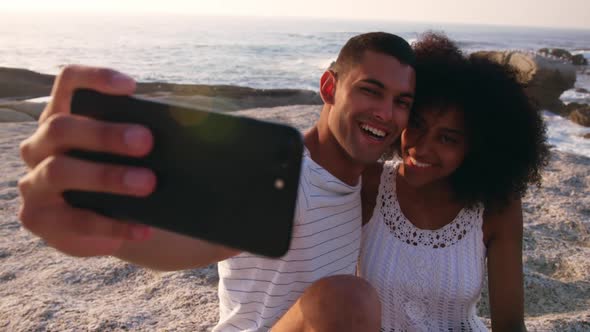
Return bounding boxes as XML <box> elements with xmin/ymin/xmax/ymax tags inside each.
<box><xmin>575</xmin><ymin>88</ymin><xmax>589</xmax><ymax>93</ymax></box>
<box><xmin>558</xmin><ymin>102</ymin><xmax>588</xmax><ymax>117</ymax></box>
<box><xmin>135</xmin><ymin>82</ymin><xmax>316</xmax><ymax>100</ymax></box>
<box><xmin>537</xmin><ymin>48</ymin><xmax>587</xmax><ymax>65</ymax></box>
<box><xmin>0</xmin><ymin>101</ymin><xmax>46</xmax><ymax>120</ymax></box>
<box><xmin>572</xmin><ymin>54</ymin><xmax>588</xmax><ymax>66</ymax></box>
<box><xmin>569</xmin><ymin>108</ymin><xmax>590</xmax><ymax>127</ymax></box>
<box><xmin>136</xmin><ymin>83</ymin><xmax>322</xmax><ymax>112</ymax></box>
<box><xmin>538</xmin><ymin>48</ymin><xmax>573</xmax><ymax>60</ymax></box>
<box><xmin>0</xmin><ymin>66</ymin><xmax>322</xmax><ymax>111</ymax></box>
<box><xmin>583</xmin><ymin>133</ymin><xmax>590</xmax><ymax>139</ymax></box>
<box><xmin>0</xmin><ymin>67</ymin><xmax>54</xmax><ymax>99</ymax></box>
<box><xmin>0</xmin><ymin>108</ymin><xmax>35</xmax><ymax>122</ymax></box>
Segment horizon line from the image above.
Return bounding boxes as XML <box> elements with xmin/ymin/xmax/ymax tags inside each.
<box><xmin>3</xmin><ymin>10</ymin><xmax>589</xmax><ymax>31</ymax></box>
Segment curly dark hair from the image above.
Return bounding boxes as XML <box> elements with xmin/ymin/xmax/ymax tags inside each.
<box><xmin>406</xmin><ymin>32</ymin><xmax>550</xmax><ymax>211</ymax></box>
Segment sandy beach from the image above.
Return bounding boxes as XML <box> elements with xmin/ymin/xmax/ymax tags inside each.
<box><xmin>0</xmin><ymin>102</ymin><xmax>588</xmax><ymax>330</ymax></box>
<box><xmin>1</xmin><ymin>42</ymin><xmax>589</xmax><ymax>330</ymax></box>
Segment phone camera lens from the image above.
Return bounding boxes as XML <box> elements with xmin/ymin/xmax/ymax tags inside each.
<box><xmin>274</xmin><ymin>179</ymin><xmax>285</xmax><ymax>190</ymax></box>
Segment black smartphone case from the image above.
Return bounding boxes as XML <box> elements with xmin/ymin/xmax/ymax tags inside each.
<box><xmin>63</xmin><ymin>89</ymin><xmax>303</xmax><ymax>257</ymax></box>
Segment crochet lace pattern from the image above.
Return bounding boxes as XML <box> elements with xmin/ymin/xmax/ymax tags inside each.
<box><xmin>379</xmin><ymin>165</ymin><xmax>482</xmax><ymax>249</ymax></box>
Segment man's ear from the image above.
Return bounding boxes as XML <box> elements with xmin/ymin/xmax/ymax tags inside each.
<box><xmin>319</xmin><ymin>70</ymin><xmax>336</xmax><ymax>105</ymax></box>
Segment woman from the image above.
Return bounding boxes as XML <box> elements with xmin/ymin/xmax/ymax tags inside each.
<box><xmin>359</xmin><ymin>33</ymin><xmax>549</xmax><ymax>331</ymax></box>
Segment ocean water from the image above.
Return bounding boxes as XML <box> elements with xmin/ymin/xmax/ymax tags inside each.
<box><xmin>543</xmin><ymin>112</ymin><xmax>590</xmax><ymax>157</ymax></box>
<box><xmin>1</xmin><ymin>14</ymin><xmax>589</xmax><ymax>90</ymax></box>
<box><xmin>2</xmin><ymin>13</ymin><xmax>590</xmax><ymax>156</ymax></box>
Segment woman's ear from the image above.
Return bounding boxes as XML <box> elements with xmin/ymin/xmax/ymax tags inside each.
<box><xmin>319</xmin><ymin>70</ymin><xmax>336</xmax><ymax>105</ymax></box>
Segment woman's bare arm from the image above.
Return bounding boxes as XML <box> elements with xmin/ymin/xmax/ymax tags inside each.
<box><xmin>484</xmin><ymin>198</ymin><xmax>527</xmax><ymax>331</ymax></box>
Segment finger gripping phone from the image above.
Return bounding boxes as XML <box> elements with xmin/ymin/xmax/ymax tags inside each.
<box><xmin>63</xmin><ymin>89</ymin><xmax>303</xmax><ymax>257</ymax></box>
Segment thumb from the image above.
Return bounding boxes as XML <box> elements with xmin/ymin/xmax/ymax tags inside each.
<box><xmin>40</xmin><ymin>65</ymin><xmax>136</xmax><ymax>123</ymax></box>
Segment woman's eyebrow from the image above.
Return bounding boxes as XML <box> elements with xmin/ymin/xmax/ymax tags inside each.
<box><xmin>441</xmin><ymin>128</ymin><xmax>465</xmax><ymax>136</ymax></box>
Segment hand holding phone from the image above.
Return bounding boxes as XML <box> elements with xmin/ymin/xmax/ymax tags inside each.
<box><xmin>63</xmin><ymin>89</ymin><xmax>303</xmax><ymax>257</ymax></box>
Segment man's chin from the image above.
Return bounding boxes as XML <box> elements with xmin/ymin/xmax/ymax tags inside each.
<box><xmin>349</xmin><ymin>151</ymin><xmax>384</xmax><ymax>165</ymax></box>
<box><xmin>350</xmin><ymin>139</ymin><xmax>393</xmax><ymax>164</ymax></box>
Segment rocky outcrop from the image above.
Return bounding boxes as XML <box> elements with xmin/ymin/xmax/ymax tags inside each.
<box><xmin>0</xmin><ymin>67</ymin><xmax>322</xmax><ymax>112</ymax></box>
<box><xmin>570</xmin><ymin>108</ymin><xmax>590</xmax><ymax>127</ymax></box>
<box><xmin>0</xmin><ymin>101</ymin><xmax>45</xmax><ymax>120</ymax></box>
<box><xmin>473</xmin><ymin>51</ymin><xmax>577</xmax><ymax>113</ymax></box>
<box><xmin>538</xmin><ymin>48</ymin><xmax>588</xmax><ymax>66</ymax></box>
<box><xmin>557</xmin><ymin>102</ymin><xmax>588</xmax><ymax>117</ymax></box>
<box><xmin>557</xmin><ymin>102</ymin><xmax>590</xmax><ymax>127</ymax></box>
<box><xmin>0</xmin><ymin>66</ymin><xmax>322</xmax><ymax>120</ymax></box>
<box><xmin>144</xmin><ymin>88</ymin><xmax>321</xmax><ymax>112</ymax></box>
<box><xmin>0</xmin><ymin>108</ymin><xmax>35</xmax><ymax>122</ymax></box>
<box><xmin>0</xmin><ymin>68</ymin><xmax>55</xmax><ymax>100</ymax></box>
<box><xmin>572</xmin><ymin>54</ymin><xmax>588</xmax><ymax>66</ymax></box>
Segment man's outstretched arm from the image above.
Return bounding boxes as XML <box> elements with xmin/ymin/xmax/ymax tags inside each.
<box><xmin>115</xmin><ymin>228</ymin><xmax>240</xmax><ymax>271</ymax></box>
<box><xmin>18</xmin><ymin>65</ymin><xmax>239</xmax><ymax>270</ymax></box>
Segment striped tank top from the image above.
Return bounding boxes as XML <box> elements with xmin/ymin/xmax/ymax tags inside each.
<box><xmin>359</xmin><ymin>160</ymin><xmax>488</xmax><ymax>331</ymax></box>
<box><xmin>214</xmin><ymin>149</ymin><xmax>362</xmax><ymax>331</ymax></box>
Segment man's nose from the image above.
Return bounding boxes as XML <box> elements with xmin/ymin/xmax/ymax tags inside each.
<box><xmin>373</xmin><ymin>101</ymin><xmax>409</xmax><ymax>130</ymax></box>
<box><xmin>372</xmin><ymin>100</ymin><xmax>394</xmax><ymax>123</ymax></box>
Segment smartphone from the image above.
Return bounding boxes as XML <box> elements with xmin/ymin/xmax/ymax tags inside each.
<box><xmin>63</xmin><ymin>89</ymin><xmax>303</xmax><ymax>257</ymax></box>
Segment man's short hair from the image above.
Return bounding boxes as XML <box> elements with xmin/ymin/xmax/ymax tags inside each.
<box><xmin>332</xmin><ymin>32</ymin><xmax>416</xmax><ymax>75</ymax></box>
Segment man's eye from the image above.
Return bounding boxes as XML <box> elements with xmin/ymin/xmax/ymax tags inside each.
<box><xmin>360</xmin><ymin>87</ymin><xmax>378</xmax><ymax>95</ymax></box>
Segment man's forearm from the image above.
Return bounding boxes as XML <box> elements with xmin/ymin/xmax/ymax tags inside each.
<box><xmin>114</xmin><ymin>228</ymin><xmax>241</xmax><ymax>271</ymax></box>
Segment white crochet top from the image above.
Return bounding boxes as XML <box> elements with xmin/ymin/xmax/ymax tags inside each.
<box><xmin>359</xmin><ymin>160</ymin><xmax>488</xmax><ymax>331</ymax></box>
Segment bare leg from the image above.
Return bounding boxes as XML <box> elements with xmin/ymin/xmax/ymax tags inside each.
<box><xmin>272</xmin><ymin>275</ymin><xmax>381</xmax><ymax>332</ymax></box>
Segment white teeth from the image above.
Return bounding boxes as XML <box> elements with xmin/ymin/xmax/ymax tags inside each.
<box><xmin>360</xmin><ymin>124</ymin><xmax>386</xmax><ymax>138</ymax></box>
<box><xmin>410</xmin><ymin>157</ymin><xmax>432</xmax><ymax>168</ymax></box>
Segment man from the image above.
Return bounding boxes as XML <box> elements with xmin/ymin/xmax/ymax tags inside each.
<box><xmin>18</xmin><ymin>32</ymin><xmax>415</xmax><ymax>331</ymax></box>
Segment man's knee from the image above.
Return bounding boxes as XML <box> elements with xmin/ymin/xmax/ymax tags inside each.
<box><xmin>299</xmin><ymin>275</ymin><xmax>381</xmax><ymax>331</ymax></box>
<box><xmin>307</xmin><ymin>275</ymin><xmax>379</xmax><ymax>307</ymax></box>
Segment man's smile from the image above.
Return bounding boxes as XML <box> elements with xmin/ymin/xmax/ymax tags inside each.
<box><xmin>359</xmin><ymin>122</ymin><xmax>389</xmax><ymax>141</ymax></box>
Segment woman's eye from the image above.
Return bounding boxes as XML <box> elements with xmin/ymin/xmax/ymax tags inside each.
<box><xmin>396</xmin><ymin>100</ymin><xmax>411</xmax><ymax>109</ymax></box>
<box><xmin>441</xmin><ymin>135</ymin><xmax>457</xmax><ymax>144</ymax></box>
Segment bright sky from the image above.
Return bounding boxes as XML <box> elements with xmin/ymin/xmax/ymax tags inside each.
<box><xmin>2</xmin><ymin>0</ymin><xmax>589</xmax><ymax>29</ymax></box>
